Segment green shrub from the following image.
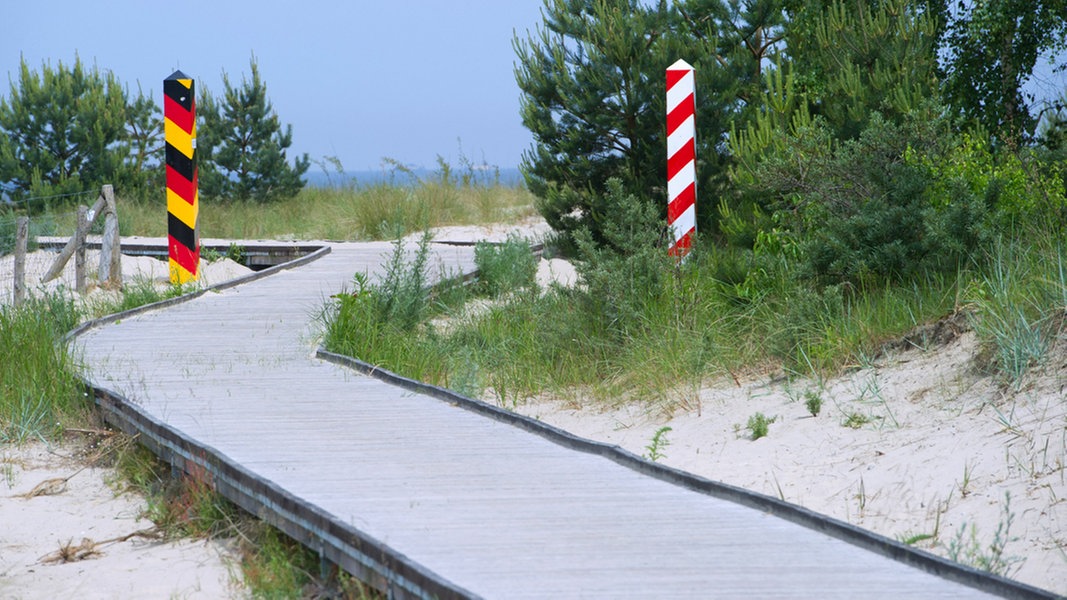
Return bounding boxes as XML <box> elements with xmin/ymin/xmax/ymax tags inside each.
<box><xmin>746</xmin><ymin>412</ymin><xmax>775</xmax><ymax>440</ymax></box>
<box><xmin>924</xmin><ymin>133</ymin><xmax>1066</xmax><ymax>228</ymax></box>
<box><xmin>572</xmin><ymin>179</ymin><xmax>676</xmax><ymax>339</ymax></box>
<box><xmin>374</xmin><ymin>231</ymin><xmax>434</xmax><ymax>331</ymax></box>
<box><xmin>322</xmin><ymin>234</ymin><xmax>455</xmax><ymax>385</ymax></box>
<box><xmin>743</xmin><ymin>111</ymin><xmax>993</xmax><ymax>286</ymax></box>
<box><xmin>474</xmin><ymin>234</ymin><xmax>537</xmax><ymax>298</ymax></box>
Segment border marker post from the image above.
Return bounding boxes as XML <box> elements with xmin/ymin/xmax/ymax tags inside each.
<box><xmin>164</xmin><ymin>70</ymin><xmax>199</xmax><ymax>283</ymax></box>
<box><xmin>666</xmin><ymin>59</ymin><xmax>696</xmax><ymax>259</ymax></box>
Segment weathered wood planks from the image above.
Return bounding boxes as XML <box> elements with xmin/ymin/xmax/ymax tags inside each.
<box><xmin>73</xmin><ymin>241</ymin><xmax>1044</xmax><ymax>599</ymax></box>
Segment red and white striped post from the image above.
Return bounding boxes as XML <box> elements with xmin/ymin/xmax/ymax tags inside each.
<box><xmin>666</xmin><ymin>59</ymin><xmax>696</xmax><ymax>258</ymax></box>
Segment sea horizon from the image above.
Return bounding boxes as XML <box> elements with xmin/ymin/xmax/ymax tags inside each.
<box><xmin>305</xmin><ymin>166</ymin><xmax>524</xmax><ymax>188</ymax></box>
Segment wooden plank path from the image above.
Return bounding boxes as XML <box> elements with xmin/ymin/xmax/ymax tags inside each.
<box><xmin>72</xmin><ymin>241</ymin><xmax>1052</xmax><ymax>599</ymax></box>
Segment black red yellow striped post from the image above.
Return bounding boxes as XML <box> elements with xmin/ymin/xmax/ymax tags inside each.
<box><xmin>164</xmin><ymin>70</ymin><xmax>199</xmax><ymax>283</ymax></box>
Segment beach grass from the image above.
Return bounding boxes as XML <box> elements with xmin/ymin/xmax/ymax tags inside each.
<box><xmin>0</xmin><ymin>294</ymin><xmax>89</xmax><ymax>444</ymax></box>
<box><xmin>35</xmin><ymin>176</ymin><xmax>538</xmax><ymax>242</ymax></box>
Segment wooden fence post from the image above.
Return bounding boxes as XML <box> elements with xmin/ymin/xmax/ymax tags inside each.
<box><xmin>13</xmin><ymin>216</ymin><xmax>28</xmax><ymax>306</ymax></box>
<box><xmin>75</xmin><ymin>205</ymin><xmax>88</xmax><ymax>293</ymax></box>
<box><xmin>41</xmin><ymin>190</ymin><xmax>107</xmax><ymax>283</ymax></box>
<box><xmin>98</xmin><ymin>184</ymin><xmax>122</xmax><ymax>286</ymax></box>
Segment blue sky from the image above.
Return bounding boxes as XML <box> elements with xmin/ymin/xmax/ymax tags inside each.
<box><xmin>7</xmin><ymin>2</ymin><xmax>1066</xmax><ymax>177</ymax></box>
<box><xmin>3</xmin><ymin>0</ymin><xmax>547</xmax><ymax>172</ymax></box>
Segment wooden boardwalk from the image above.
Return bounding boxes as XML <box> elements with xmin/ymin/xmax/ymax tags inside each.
<box><xmin>73</xmin><ymin>241</ymin><xmax>1051</xmax><ymax>599</ymax></box>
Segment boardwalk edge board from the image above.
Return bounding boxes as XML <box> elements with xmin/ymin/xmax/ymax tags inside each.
<box><xmin>315</xmin><ymin>348</ymin><xmax>1060</xmax><ymax>600</ymax></box>
<box><xmin>89</xmin><ymin>385</ymin><xmax>478</xmax><ymax>600</ymax></box>
<box><xmin>65</xmin><ymin>245</ymin><xmax>332</xmax><ymax>343</ymax></box>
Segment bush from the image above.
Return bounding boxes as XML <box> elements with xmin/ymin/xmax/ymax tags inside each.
<box><xmin>749</xmin><ymin>111</ymin><xmax>993</xmax><ymax>285</ymax></box>
<box><xmin>474</xmin><ymin>234</ymin><xmax>537</xmax><ymax>298</ymax></box>
<box><xmin>373</xmin><ymin>232</ymin><xmax>434</xmax><ymax>331</ymax></box>
<box><xmin>322</xmin><ymin>233</ymin><xmax>455</xmax><ymax>385</ymax></box>
<box><xmin>572</xmin><ymin>179</ymin><xmax>676</xmax><ymax>339</ymax></box>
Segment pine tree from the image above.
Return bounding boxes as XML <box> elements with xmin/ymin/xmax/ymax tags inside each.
<box><xmin>785</xmin><ymin>0</ymin><xmax>942</xmax><ymax>140</ymax></box>
<box><xmin>198</xmin><ymin>58</ymin><xmax>309</xmax><ymax>203</ymax></box>
<box><xmin>0</xmin><ymin>56</ymin><xmax>129</xmax><ymax>210</ymax></box>
<box><xmin>722</xmin><ymin>0</ymin><xmax>988</xmax><ymax>283</ymax></box>
<box><xmin>116</xmin><ymin>84</ymin><xmax>164</xmax><ymax>198</ymax></box>
<box><xmin>731</xmin><ymin>0</ymin><xmax>942</xmax><ymax>189</ymax></box>
<box><xmin>514</xmin><ymin>0</ymin><xmax>784</xmax><ymax>249</ymax></box>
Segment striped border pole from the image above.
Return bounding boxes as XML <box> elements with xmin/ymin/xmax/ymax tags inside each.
<box><xmin>164</xmin><ymin>70</ymin><xmax>199</xmax><ymax>284</ymax></box>
<box><xmin>666</xmin><ymin>59</ymin><xmax>696</xmax><ymax>259</ymax></box>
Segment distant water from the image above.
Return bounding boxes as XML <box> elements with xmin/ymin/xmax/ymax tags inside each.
<box><xmin>305</xmin><ymin>167</ymin><xmax>523</xmax><ymax>188</ymax></box>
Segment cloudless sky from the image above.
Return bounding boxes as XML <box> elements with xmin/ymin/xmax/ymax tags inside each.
<box><xmin>8</xmin><ymin>2</ymin><xmax>1067</xmax><ymax>177</ymax></box>
<box><xmin>3</xmin><ymin>0</ymin><xmax>547</xmax><ymax>172</ymax></box>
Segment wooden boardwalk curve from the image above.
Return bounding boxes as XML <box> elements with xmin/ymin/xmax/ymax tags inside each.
<box><xmin>72</xmin><ymin>241</ymin><xmax>1054</xmax><ymax>599</ymax></box>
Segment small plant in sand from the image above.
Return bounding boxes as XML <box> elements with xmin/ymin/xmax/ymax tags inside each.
<box><xmin>842</xmin><ymin>412</ymin><xmax>871</xmax><ymax>429</ymax></box>
<box><xmin>200</xmin><ymin>246</ymin><xmax>222</xmax><ymax>262</ymax></box>
<box><xmin>746</xmin><ymin>413</ymin><xmax>775</xmax><ymax>440</ymax></box>
<box><xmin>804</xmin><ymin>390</ymin><xmax>823</xmax><ymax>417</ymax></box>
<box><xmin>899</xmin><ymin>495</ymin><xmax>951</xmax><ymax>548</ymax></box>
<box><xmin>957</xmin><ymin>461</ymin><xmax>974</xmax><ymax>497</ymax></box>
<box><xmin>855</xmin><ymin>476</ymin><xmax>867</xmax><ymax>514</ymax></box>
<box><xmin>226</xmin><ymin>242</ymin><xmax>246</xmax><ymax>264</ymax></box>
<box><xmin>644</xmin><ymin>426</ymin><xmax>672</xmax><ymax>462</ymax></box>
<box><xmin>946</xmin><ymin>492</ymin><xmax>1023</xmax><ymax>577</ymax></box>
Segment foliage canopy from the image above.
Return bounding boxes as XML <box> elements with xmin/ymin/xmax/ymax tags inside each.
<box><xmin>0</xmin><ymin>56</ymin><xmax>160</xmax><ymax>210</ymax></box>
<box><xmin>514</xmin><ymin>0</ymin><xmax>785</xmax><ymax>249</ymax></box>
<box><xmin>198</xmin><ymin>58</ymin><xmax>310</xmax><ymax>203</ymax></box>
<box><xmin>0</xmin><ymin>56</ymin><xmax>308</xmax><ymax>209</ymax></box>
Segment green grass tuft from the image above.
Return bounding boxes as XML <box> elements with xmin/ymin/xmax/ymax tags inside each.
<box><xmin>746</xmin><ymin>412</ymin><xmax>775</xmax><ymax>440</ymax></box>
<box><xmin>0</xmin><ymin>295</ymin><xmax>88</xmax><ymax>444</ymax></box>
<box><xmin>965</xmin><ymin>232</ymin><xmax>1066</xmax><ymax>387</ymax></box>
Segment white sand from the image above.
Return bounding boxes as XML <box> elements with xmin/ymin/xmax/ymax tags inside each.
<box><xmin>0</xmin><ymin>440</ymin><xmax>240</xmax><ymax>599</ymax></box>
<box><xmin>403</xmin><ymin>215</ymin><xmax>553</xmax><ymax>245</ymax></box>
